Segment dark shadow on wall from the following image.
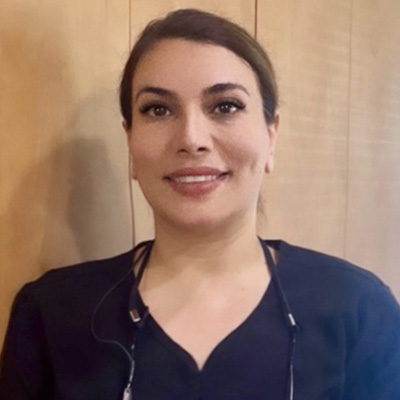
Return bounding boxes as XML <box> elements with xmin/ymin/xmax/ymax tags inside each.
<box><xmin>64</xmin><ymin>134</ymin><xmax>132</xmax><ymax>262</ymax></box>
<box><xmin>0</xmin><ymin>1</ymin><xmax>133</xmax><ymax>348</ymax></box>
<box><xmin>0</xmin><ymin>3</ymin><xmax>75</xmax><ymax>284</ymax></box>
<box><xmin>0</xmin><ymin>2</ymin><xmax>132</xmax><ymax>280</ymax></box>
<box><xmin>2</xmin><ymin>121</ymin><xmax>132</xmax><ymax>276</ymax></box>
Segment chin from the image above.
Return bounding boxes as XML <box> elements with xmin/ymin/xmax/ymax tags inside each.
<box><xmin>157</xmin><ymin>207</ymin><xmax>245</xmax><ymax>236</ymax></box>
<box><xmin>172</xmin><ymin>215</ymin><xmax>223</xmax><ymax>231</ymax></box>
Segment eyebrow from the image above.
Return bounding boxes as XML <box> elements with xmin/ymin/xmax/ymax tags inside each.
<box><xmin>203</xmin><ymin>83</ymin><xmax>250</xmax><ymax>97</ymax></box>
<box><xmin>135</xmin><ymin>86</ymin><xmax>177</xmax><ymax>101</ymax></box>
<box><xmin>134</xmin><ymin>82</ymin><xmax>250</xmax><ymax>102</ymax></box>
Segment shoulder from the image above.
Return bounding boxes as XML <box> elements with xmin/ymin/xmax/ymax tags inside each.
<box><xmin>265</xmin><ymin>239</ymin><xmax>400</xmax><ymax>336</ymax></box>
<box><xmin>265</xmin><ymin>240</ymin><xmax>400</xmax><ymax>320</ymax></box>
<box><xmin>263</xmin><ymin>241</ymin><xmax>400</xmax><ymax>397</ymax></box>
<box><xmin>28</xmin><ymin>249</ymin><xmax>133</xmax><ymax>292</ymax></box>
<box><xmin>14</xmin><ymin>246</ymin><xmax>143</xmax><ymax>310</ymax></box>
<box><xmin>6</xmin><ymin>244</ymin><xmax>152</xmax><ymax>337</ymax></box>
<box><xmin>269</xmin><ymin>239</ymin><xmax>389</xmax><ymax>294</ymax></box>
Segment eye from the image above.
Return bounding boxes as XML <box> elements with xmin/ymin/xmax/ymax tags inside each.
<box><xmin>213</xmin><ymin>100</ymin><xmax>245</xmax><ymax>115</ymax></box>
<box><xmin>139</xmin><ymin>103</ymin><xmax>171</xmax><ymax>117</ymax></box>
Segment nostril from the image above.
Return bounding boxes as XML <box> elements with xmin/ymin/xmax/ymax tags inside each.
<box><xmin>176</xmin><ymin>144</ymin><xmax>210</xmax><ymax>155</ymax></box>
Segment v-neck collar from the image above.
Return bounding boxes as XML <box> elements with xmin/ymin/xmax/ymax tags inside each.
<box><xmin>130</xmin><ymin>239</ymin><xmax>285</xmax><ymax>372</ymax></box>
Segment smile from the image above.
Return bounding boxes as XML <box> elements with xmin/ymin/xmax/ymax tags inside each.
<box><xmin>164</xmin><ymin>168</ymin><xmax>229</xmax><ymax>197</ymax></box>
<box><xmin>172</xmin><ymin>175</ymin><xmax>220</xmax><ymax>183</ymax></box>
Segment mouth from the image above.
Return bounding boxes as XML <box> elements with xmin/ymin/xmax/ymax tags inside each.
<box><xmin>164</xmin><ymin>167</ymin><xmax>229</xmax><ymax>182</ymax></box>
<box><xmin>167</xmin><ymin>173</ymin><xmax>228</xmax><ymax>183</ymax></box>
<box><xmin>163</xmin><ymin>167</ymin><xmax>229</xmax><ymax>197</ymax></box>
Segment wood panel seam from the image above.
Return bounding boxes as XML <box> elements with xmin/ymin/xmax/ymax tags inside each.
<box><xmin>254</xmin><ymin>0</ymin><xmax>258</xmax><ymax>39</ymax></box>
<box><xmin>344</xmin><ymin>0</ymin><xmax>354</xmax><ymax>258</ymax></box>
<box><xmin>128</xmin><ymin>0</ymin><xmax>135</xmax><ymax>245</ymax></box>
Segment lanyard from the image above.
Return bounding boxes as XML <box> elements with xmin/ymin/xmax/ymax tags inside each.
<box><xmin>260</xmin><ymin>239</ymin><xmax>298</xmax><ymax>400</ymax></box>
<box><xmin>93</xmin><ymin>239</ymin><xmax>299</xmax><ymax>400</ymax></box>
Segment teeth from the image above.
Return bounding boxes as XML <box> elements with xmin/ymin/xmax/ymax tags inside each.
<box><xmin>173</xmin><ymin>175</ymin><xmax>218</xmax><ymax>183</ymax></box>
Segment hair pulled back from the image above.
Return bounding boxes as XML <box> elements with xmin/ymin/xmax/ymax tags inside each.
<box><xmin>119</xmin><ymin>9</ymin><xmax>278</xmax><ymax>129</ymax></box>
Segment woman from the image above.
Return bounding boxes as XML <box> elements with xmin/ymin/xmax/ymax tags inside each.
<box><xmin>1</xmin><ymin>9</ymin><xmax>400</xmax><ymax>400</ymax></box>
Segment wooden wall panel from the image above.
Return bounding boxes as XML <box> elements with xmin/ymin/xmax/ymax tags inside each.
<box><xmin>0</xmin><ymin>0</ymin><xmax>131</xmax><ymax>345</ymax></box>
<box><xmin>130</xmin><ymin>0</ymin><xmax>255</xmax><ymax>37</ymax></box>
<box><xmin>1</xmin><ymin>0</ymin><xmax>399</xmax><ymax>351</ymax></box>
<box><xmin>346</xmin><ymin>0</ymin><xmax>400</xmax><ymax>298</ymax></box>
<box><xmin>257</xmin><ymin>0</ymin><xmax>351</xmax><ymax>256</ymax></box>
<box><xmin>129</xmin><ymin>0</ymin><xmax>256</xmax><ymax>243</ymax></box>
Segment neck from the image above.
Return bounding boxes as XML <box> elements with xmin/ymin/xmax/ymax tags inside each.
<box><xmin>149</xmin><ymin>214</ymin><xmax>263</xmax><ymax>277</ymax></box>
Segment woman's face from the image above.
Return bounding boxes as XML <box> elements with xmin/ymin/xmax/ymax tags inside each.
<box><xmin>126</xmin><ymin>39</ymin><xmax>278</xmax><ymax>232</ymax></box>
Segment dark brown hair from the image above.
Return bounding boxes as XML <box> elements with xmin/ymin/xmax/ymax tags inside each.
<box><xmin>120</xmin><ymin>9</ymin><xmax>278</xmax><ymax>129</ymax></box>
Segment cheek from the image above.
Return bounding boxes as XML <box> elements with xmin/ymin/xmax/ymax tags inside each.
<box><xmin>129</xmin><ymin>134</ymin><xmax>165</xmax><ymax>176</ymax></box>
<box><xmin>221</xmin><ymin>131</ymin><xmax>269</xmax><ymax>173</ymax></box>
<box><xmin>132</xmin><ymin>151</ymin><xmax>157</xmax><ymax>179</ymax></box>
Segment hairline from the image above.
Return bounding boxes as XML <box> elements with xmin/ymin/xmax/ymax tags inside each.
<box><xmin>128</xmin><ymin>37</ymin><xmax>269</xmax><ymax>120</ymax></box>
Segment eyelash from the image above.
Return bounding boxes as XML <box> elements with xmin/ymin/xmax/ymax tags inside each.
<box><xmin>212</xmin><ymin>99</ymin><xmax>245</xmax><ymax>115</ymax></box>
<box><xmin>139</xmin><ymin>102</ymin><xmax>171</xmax><ymax>117</ymax></box>
<box><xmin>138</xmin><ymin>99</ymin><xmax>246</xmax><ymax>118</ymax></box>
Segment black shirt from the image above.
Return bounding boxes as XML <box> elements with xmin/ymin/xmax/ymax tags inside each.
<box><xmin>1</xmin><ymin>240</ymin><xmax>400</xmax><ymax>399</ymax></box>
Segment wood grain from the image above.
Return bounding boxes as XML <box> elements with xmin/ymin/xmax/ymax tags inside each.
<box><xmin>0</xmin><ymin>0</ymin><xmax>131</xmax><ymax>345</ymax></box>
<box><xmin>346</xmin><ymin>0</ymin><xmax>400</xmax><ymax>297</ymax></box>
<box><xmin>257</xmin><ymin>0</ymin><xmax>351</xmax><ymax>257</ymax></box>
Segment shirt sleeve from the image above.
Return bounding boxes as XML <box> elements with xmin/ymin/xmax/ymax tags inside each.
<box><xmin>343</xmin><ymin>283</ymin><xmax>400</xmax><ymax>399</ymax></box>
<box><xmin>0</xmin><ymin>285</ymin><xmax>53</xmax><ymax>399</ymax></box>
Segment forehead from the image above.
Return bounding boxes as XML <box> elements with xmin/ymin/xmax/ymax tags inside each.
<box><xmin>132</xmin><ymin>39</ymin><xmax>260</xmax><ymax>95</ymax></box>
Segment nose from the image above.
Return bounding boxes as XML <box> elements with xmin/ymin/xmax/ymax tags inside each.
<box><xmin>174</xmin><ymin>108</ymin><xmax>213</xmax><ymax>155</ymax></box>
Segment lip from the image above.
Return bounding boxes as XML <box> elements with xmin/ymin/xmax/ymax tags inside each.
<box><xmin>165</xmin><ymin>167</ymin><xmax>227</xmax><ymax>180</ymax></box>
<box><xmin>164</xmin><ymin>167</ymin><xmax>229</xmax><ymax>197</ymax></box>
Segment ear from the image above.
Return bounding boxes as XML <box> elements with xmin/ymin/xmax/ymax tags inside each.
<box><xmin>129</xmin><ymin>153</ymin><xmax>138</xmax><ymax>180</ymax></box>
<box><xmin>123</xmin><ymin>120</ymin><xmax>138</xmax><ymax>180</ymax></box>
<box><xmin>265</xmin><ymin>112</ymin><xmax>280</xmax><ymax>174</ymax></box>
<box><xmin>122</xmin><ymin>120</ymin><xmax>130</xmax><ymax>135</ymax></box>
